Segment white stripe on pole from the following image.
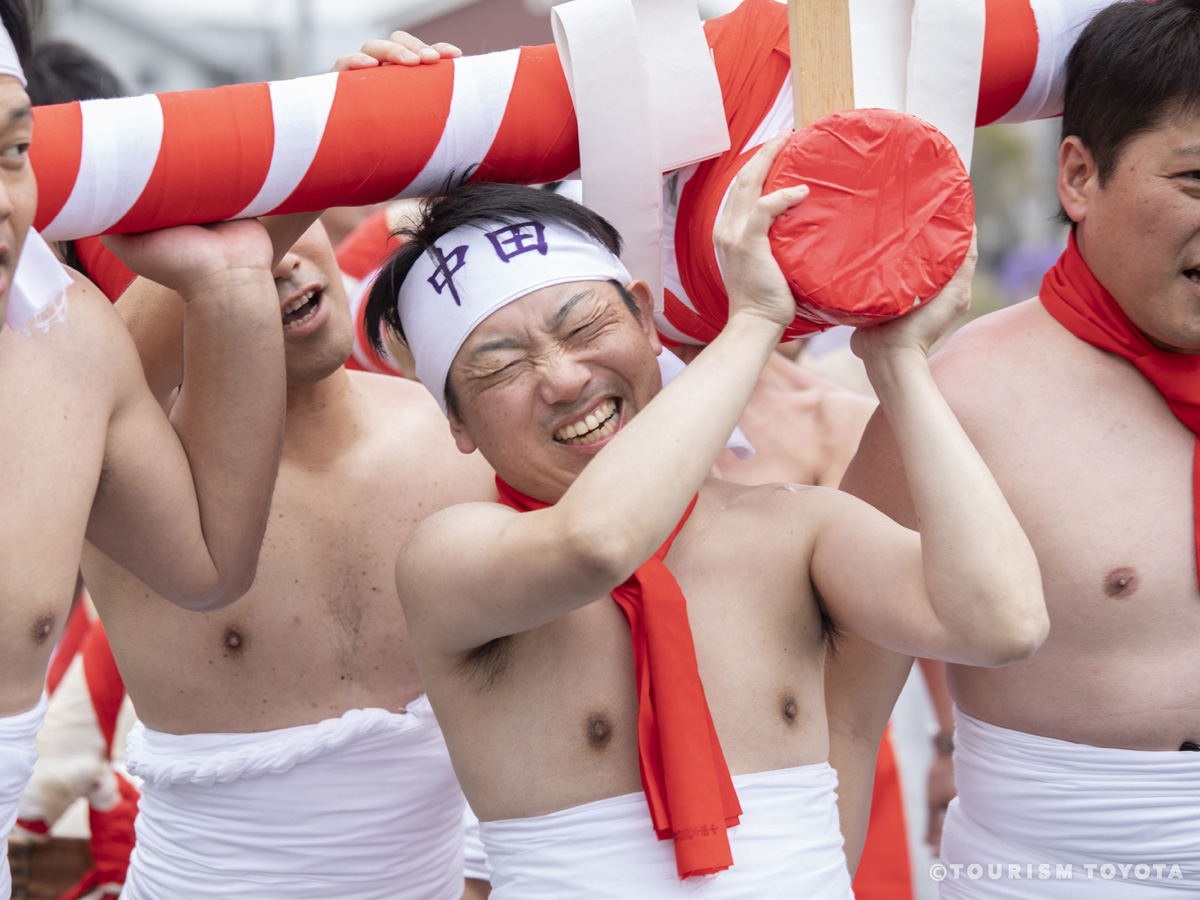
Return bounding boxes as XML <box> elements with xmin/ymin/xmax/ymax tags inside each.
<box><xmin>43</xmin><ymin>94</ymin><xmax>165</xmax><ymax>241</ymax></box>
<box><xmin>235</xmin><ymin>72</ymin><xmax>339</xmax><ymax>218</ymax></box>
<box><xmin>907</xmin><ymin>0</ymin><xmax>987</xmax><ymax>170</ymax></box>
<box><xmin>403</xmin><ymin>49</ymin><xmax>521</xmax><ymax>198</ymax></box>
<box><xmin>995</xmin><ymin>0</ymin><xmax>1110</xmax><ymax>125</ymax></box>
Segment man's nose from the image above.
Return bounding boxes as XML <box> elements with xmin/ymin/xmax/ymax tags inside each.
<box><xmin>538</xmin><ymin>350</ymin><xmax>590</xmax><ymax>405</ymax></box>
<box><xmin>272</xmin><ymin>251</ymin><xmax>300</xmax><ymax>281</ymax></box>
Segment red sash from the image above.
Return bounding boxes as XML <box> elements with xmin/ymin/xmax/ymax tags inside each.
<box><xmin>494</xmin><ymin>477</ymin><xmax>741</xmax><ymax>878</ymax></box>
<box><xmin>1040</xmin><ymin>232</ymin><xmax>1200</xmax><ymax>584</ymax></box>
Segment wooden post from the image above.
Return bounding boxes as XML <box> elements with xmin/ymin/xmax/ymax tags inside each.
<box><xmin>788</xmin><ymin>0</ymin><xmax>855</xmax><ymax>127</ymax></box>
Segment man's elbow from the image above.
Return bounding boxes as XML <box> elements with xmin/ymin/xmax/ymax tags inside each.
<box><xmin>972</xmin><ymin>599</ymin><xmax>1050</xmax><ymax>667</ymax></box>
<box><xmin>163</xmin><ymin>562</ymin><xmax>259</xmax><ymax>613</ymax></box>
<box><xmin>561</xmin><ymin>520</ymin><xmax>641</xmax><ymax>591</ymax></box>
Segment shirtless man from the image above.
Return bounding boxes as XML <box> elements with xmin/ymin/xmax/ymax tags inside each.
<box><xmin>0</xmin><ymin>1</ymin><xmax>287</xmax><ymax>894</ymax></box>
<box><xmin>830</xmin><ymin>1</ymin><xmax>1200</xmax><ymax>895</ymax></box>
<box><xmin>81</xmin><ymin>218</ymin><xmax>496</xmax><ymax>900</ymax></box>
<box><xmin>360</xmin><ymin>134</ymin><xmax>1046</xmax><ymax>897</ymax></box>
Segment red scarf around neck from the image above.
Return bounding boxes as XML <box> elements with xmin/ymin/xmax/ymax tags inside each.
<box><xmin>1040</xmin><ymin>232</ymin><xmax>1200</xmax><ymax>585</ymax></box>
<box><xmin>494</xmin><ymin>477</ymin><xmax>742</xmax><ymax>879</ymax></box>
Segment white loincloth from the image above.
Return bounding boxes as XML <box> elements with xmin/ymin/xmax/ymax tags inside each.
<box><xmin>0</xmin><ymin>694</ymin><xmax>48</xmax><ymax>900</ymax></box>
<box><xmin>122</xmin><ymin>697</ymin><xmax>468</xmax><ymax>900</ymax></box>
<box><xmin>481</xmin><ymin>762</ymin><xmax>855</xmax><ymax>899</ymax></box>
<box><xmin>463</xmin><ymin>806</ymin><xmax>490</xmax><ymax>882</ymax></box>
<box><xmin>940</xmin><ymin>710</ymin><xmax>1200</xmax><ymax>898</ymax></box>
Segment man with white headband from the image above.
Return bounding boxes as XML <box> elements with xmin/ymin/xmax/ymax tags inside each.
<box><xmin>832</xmin><ymin>1</ymin><xmax>1200</xmax><ymax>896</ymax></box>
<box><xmin>361</xmin><ymin>134</ymin><xmax>1047</xmax><ymax>898</ymax></box>
<box><xmin>0</xmin><ymin>0</ymin><xmax>288</xmax><ymax>894</ymax></box>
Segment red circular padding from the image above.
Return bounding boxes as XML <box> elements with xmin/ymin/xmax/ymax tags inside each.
<box><xmin>765</xmin><ymin>108</ymin><xmax>974</xmax><ymax>331</ymax></box>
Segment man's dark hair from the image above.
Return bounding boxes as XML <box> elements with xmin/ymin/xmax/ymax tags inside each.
<box><xmin>0</xmin><ymin>0</ymin><xmax>37</xmax><ymax>73</ymax></box>
<box><xmin>363</xmin><ymin>180</ymin><xmax>631</xmax><ymax>415</ymax></box>
<box><xmin>1062</xmin><ymin>0</ymin><xmax>1200</xmax><ymax>185</ymax></box>
<box><xmin>26</xmin><ymin>39</ymin><xmax>126</xmax><ymax>106</ymax></box>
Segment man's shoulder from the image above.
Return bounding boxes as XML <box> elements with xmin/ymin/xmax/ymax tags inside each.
<box><xmin>697</xmin><ymin>477</ymin><xmax>837</xmax><ymax>537</ymax></box>
<box><xmin>930</xmin><ymin>298</ymin><xmax>1093</xmax><ymax>404</ymax></box>
<box><xmin>346</xmin><ymin>368</ymin><xmax>497</xmax><ymax>501</ymax></box>
<box><xmin>350</xmin><ymin>370</ymin><xmax>455</xmax><ymax>442</ymax></box>
<box><xmin>1</xmin><ymin>269</ymin><xmax>131</xmax><ymax>389</ymax></box>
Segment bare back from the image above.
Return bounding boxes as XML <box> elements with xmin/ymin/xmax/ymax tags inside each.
<box><xmin>418</xmin><ymin>479</ymin><xmax>834</xmax><ymax>822</ymax></box>
<box><xmin>713</xmin><ymin>351</ymin><xmax>876</xmax><ymax>488</ymax></box>
<box><xmin>82</xmin><ymin>371</ymin><xmax>495</xmax><ymax>734</ymax></box>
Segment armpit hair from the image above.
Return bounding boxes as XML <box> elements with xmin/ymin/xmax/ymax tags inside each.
<box><xmin>811</xmin><ymin>579</ymin><xmax>843</xmax><ymax>658</ymax></box>
<box><xmin>456</xmin><ymin>635</ymin><xmax>514</xmax><ymax>691</ymax></box>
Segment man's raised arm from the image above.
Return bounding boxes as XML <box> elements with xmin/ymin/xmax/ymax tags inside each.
<box><xmin>84</xmin><ymin>219</ymin><xmax>286</xmax><ymax>611</ymax></box>
<box><xmin>797</xmin><ymin>237</ymin><xmax>1047</xmax><ymax>668</ymax></box>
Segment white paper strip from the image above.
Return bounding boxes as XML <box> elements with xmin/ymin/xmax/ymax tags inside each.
<box><xmin>633</xmin><ymin>0</ymin><xmax>730</xmax><ymax>171</ymax></box>
<box><xmin>907</xmin><ymin>0</ymin><xmax>987</xmax><ymax>170</ymax></box>
<box><xmin>553</xmin><ymin>0</ymin><xmax>665</xmax><ymax>306</ymax></box>
<box><xmin>849</xmin><ymin>0</ymin><xmax>912</xmax><ymax>113</ymax></box>
<box><xmin>552</xmin><ymin>0</ymin><xmax>729</xmax><ymax>316</ymax></box>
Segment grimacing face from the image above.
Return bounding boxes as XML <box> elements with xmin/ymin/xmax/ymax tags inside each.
<box><xmin>273</xmin><ymin>220</ymin><xmax>355</xmax><ymax>385</ymax></box>
<box><xmin>1061</xmin><ymin>107</ymin><xmax>1200</xmax><ymax>353</ymax></box>
<box><xmin>0</xmin><ymin>75</ymin><xmax>35</xmax><ymax>331</ymax></box>
<box><xmin>446</xmin><ymin>279</ymin><xmax>662</xmax><ymax>503</ymax></box>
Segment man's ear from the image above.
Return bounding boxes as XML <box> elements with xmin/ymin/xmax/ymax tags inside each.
<box><xmin>1058</xmin><ymin>136</ymin><xmax>1097</xmax><ymax>225</ymax></box>
<box><xmin>625</xmin><ymin>280</ymin><xmax>662</xmax><ymax>355</ymax></box>
<box><xmin>447</xmin><ymin>411</ymin><xmax>478</xmax><ymax>456</ymax></box>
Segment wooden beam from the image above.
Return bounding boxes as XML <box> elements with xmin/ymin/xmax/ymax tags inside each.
<box><xmin>788</xmin><ymin>0</ymin><xmax>855</xmax><ymax>127</ymax></box>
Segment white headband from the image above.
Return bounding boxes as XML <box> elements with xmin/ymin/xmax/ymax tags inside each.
<box><xmin>0</xmin><ymin>24</ymin><xmax>24</xmax><ymax>87</ymax></box>
<box><xmin>397</xmin><ymin>218</ymin><xmax>631</xmax><ymax>414</ymax></box>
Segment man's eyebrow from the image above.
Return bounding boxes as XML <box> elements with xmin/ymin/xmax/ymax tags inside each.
<box><xmin>469</xmin><ymin>336</ymin><xmax>524</xmax><ymax>359</ymax></box>
<box><xmin>1174</xmin><ymin>142</ymin><xmax>1200</xmax><ymax>158</ymax></box>
<box><xmin>548</xmin><ymin>290</ymin><xmax>594</xmax><ymax>331</ymax></box>
<box><xmin>1</xmin><ymin>106</ymin><xmax>30</xmax><ymax>128</ymax></box>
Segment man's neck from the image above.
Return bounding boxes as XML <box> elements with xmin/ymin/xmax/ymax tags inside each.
<box><xmin>282</xmin><ymin>367</ymin><xmax>364</xmax><ymax>464</ymax></box>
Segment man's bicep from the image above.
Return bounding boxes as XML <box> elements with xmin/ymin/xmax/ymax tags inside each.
<box><xmin>85</xmin><ymin>321</ymin><xmax>214</xmax><ymax>598</ymax></box>
<box><xmin>810</xmin><ymin>494</ymin><xmax>950</xmax><ymax>658</ymax></box>
<box><xmin>396</xmin><ymin>503</ymin><xmax>594</xmax><ymax>655</ymax></box>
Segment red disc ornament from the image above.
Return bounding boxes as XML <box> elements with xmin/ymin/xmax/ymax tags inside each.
<box><xmin>763</xmin><ymin>108</ymin><xmax>974</xmax><ymax>333</ymax></box>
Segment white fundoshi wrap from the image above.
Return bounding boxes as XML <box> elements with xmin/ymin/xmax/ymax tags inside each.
<box><xmin>0</xmin><ymin>23</ymin><xmax>74</xmax><ymax>335</ymax></box>
<box><xmin>397</xmin><ymin>218</ymin><xmax>631</xmax><ymax>414</ymax></box>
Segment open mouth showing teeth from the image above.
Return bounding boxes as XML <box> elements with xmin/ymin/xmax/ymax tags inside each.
<box><xmin>282</xmin><ymin>289</ymin><xmax>322</xmax><ymax>329</ymax></box>
<box><xmin>554</xmin><ymin>398</ymin><xmax>620</xmax><ymax>445</ymax></box>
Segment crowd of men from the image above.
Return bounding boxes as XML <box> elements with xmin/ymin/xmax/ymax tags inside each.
<box><xmin>1</xmin><ymin>0</ymin><xmax>1198</xmax><ymax>898</ymax></box>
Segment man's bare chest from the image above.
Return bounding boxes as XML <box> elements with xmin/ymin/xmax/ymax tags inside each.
<box><xmin>977</xmin><ymin>384</ymin><xmax>1198</xmax><ymax>641</ymax></box>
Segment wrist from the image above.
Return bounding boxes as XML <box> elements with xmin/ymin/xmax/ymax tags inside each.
<box><xmin>722</xmin><ymin>308</ymin><xmax>788</xmax><ymax>345</ymax></box>
<box><xmin>932</xmin><ymin>729</ymin><xmax>955</xmax><ymax>756</ymax></box>
<box><xmin>177</xmin><ymin>267</ymin><xmax>274</xmax><ymax>303</ymax></box>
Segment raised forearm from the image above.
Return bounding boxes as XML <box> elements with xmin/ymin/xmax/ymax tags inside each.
<box><xmin>169</xmin><ymin>268</ymin><xmax>286</xmax><ymax>604</ymax></box>
<box><xmin>556</xmin><ymin>311</ymin><xmax>783</xmax><ymax>581</ymax></box>
<box><xmin>866</xmin><ymin>349</ymin><xmax>1046</xmax><ymax>663</ymax></box>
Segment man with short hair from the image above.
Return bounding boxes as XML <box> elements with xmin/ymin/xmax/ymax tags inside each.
<box><xmin>0</xmin><ymin>0</ymin><xmax>288</xmax><ymax>892</ymax></box>
<box><xmin>361</xmin><ymin>134</ymin><xmax>1047</xmax><ymax>898</ymax></box>
<box><xmin>82</xmin><ymin>218</ymin><xmax>497</xmax><ymax>900</ymax></box>
<box><xmin>830</xmin><ymin>1</ymin><xmax>1200</xmax><ymax>895</ymax></box>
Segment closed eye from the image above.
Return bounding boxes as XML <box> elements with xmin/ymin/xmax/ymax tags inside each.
<box><xmin>569</xmin><ymin>318</ymin><xmax>600</xmax><ymax>338</ymax></box>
